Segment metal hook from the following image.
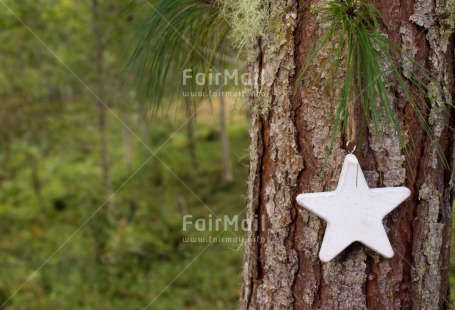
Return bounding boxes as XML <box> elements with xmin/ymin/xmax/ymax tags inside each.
<box><xmin>346</xmin><ymin>141</ymin><xmax>357</xmax><ymax>154</ymax></box>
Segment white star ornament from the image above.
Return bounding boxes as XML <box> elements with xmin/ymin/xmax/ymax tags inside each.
<box><xmin>296</xmin><ymin>154</ymin><xmax>411</xmax><ymax>263</ymax></box>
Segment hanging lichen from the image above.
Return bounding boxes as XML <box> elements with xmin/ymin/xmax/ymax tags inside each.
<box><xmin>222</xmin><ymin>0</ymin><xmax>285</xmax><ymax>60</ymax></box>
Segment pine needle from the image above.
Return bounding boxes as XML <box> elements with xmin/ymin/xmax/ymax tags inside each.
<box><xmin>296</xmin><ymin>0</ymin><xmax>454</xmax><ymax>173</ymax></box>
<box><xmin>125</xmin><ymin>0</ymin><xmax>229</xmax><ymax>112</ymax></box>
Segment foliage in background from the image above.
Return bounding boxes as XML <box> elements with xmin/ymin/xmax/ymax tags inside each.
<box><xmin>0</xmin><ymin>0</ymin><xmax>248</xmax><ymax>308</ymax></box>
<box><xmin>126</xmin><ymin>0</ymin><xmax>231</xmax><ymax>109</ymax></box>
<box><xmin>297</xmin><ymin>0</ymin><xmax>453</xmax><ymax>171</ymax></box>
<box><xmin>0</xmin><ymin>112</ymin><xmax>249</xmax><ymax>309</ymax></box>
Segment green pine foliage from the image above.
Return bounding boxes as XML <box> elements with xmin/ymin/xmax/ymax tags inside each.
<box><xmin>297</xmin><ymin>0</ymin><xmax>453</xmax><ymax>170</ymax></box>
<box><xmin>126</xmin><ymin>0</ymin><xmax>230</xmax><ymax>110</ymax></box>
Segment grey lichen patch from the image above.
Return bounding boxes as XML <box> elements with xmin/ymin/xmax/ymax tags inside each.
<box><xmin>411</xmin><ymin>0</ymin><xmax>455</xmax><ymax>51</ymax></box>
<box><xmin>369</xmin><ymin>123</ymin><xmax>406</xmax><ymax>187</ymax></box>
<box><xmin>399</xmin><ymin>24</ymin><xmax>418</xmax><ymax>79</ymax></box>
<box><xmin>300</xmin><ymin>86</ymin><xmax>345</xmax><ymax>169</ymax></box>
<box><xmin>411</xmin><ymin>0</ymin><xmax>455</xmax><ymax>58</ymax></box>
<box><xmin>297</xmin><ymin>211</ymin><xmax>321</xmax><ymax>257</ymax></box>
<box><xmin>297</xmin><ymin>209</ymin><xmax>321</xmax><ymax>306</ymax></box>
<box><xmin>364</xmin><ymin>170</ymin><xmax>379</xmax><ymax>188</ymax></box>
<box><xmin>414</xmin><ymin>182</ymin><xmax>444</xmax><ymax>308</ymax></box>
<box><xmin>322</xmin><ymin>247</ymin><xmax>367</xmax><ymax>309</ymax></box>
<box><xmin>257</xmin><ymin>229</ymin><xmax>299</xmax><ymax>308</ymax></box>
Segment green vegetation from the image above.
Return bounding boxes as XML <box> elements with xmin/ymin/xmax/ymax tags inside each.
<box><xmin>0</xmin><ymin>0</ymin><xmax>248</xmax><ymax>308</ymax></box>
<box><xmin>0</xmin><ymin>101</ymin><xmax>250</xmax><ymax>309</ymax></box>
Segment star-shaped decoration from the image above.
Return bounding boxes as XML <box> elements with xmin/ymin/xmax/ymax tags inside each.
<box><xmin>296</xmin><ymin>154</ymin><xmax>410</xmax><ymax>262</ymax></box>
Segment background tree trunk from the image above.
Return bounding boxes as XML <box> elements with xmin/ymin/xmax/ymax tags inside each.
<box><xmin>184</xmin><ymin>96</ymin><xmax>198</xmax><ymax>168</ymax></box>
<box><xmin>92</xmin><ymin>0</ymin><xmax>114</xmax><ymax>213</ymax></box>
<box><xmin>122</xmin><ymin>110</ymin><xmax>132</xmax><ymax>170</ymax></box>
<box><xmin>219</xmin><ymin>93</ymin><xmax>234</xmax><ymax>182</ymax></box>
<box><xmin>30</xmin><ymin>157</ymin><xmax>46</xmax><ymax>219</ymax></box>
<box><xmin>241</xmin><ymin>0</ymin><xmax>454</xmax><ymax>309</ymax></box>
<box><xmin>91</xmin><ymin>0</ymin><xmax>114</xmax><ymax>264</ymax></box>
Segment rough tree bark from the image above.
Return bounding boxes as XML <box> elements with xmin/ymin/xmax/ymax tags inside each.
<box><xmin>241</xmin><ymin>0</ymin><xmax>454</xmax><ymax>309</ymax></box>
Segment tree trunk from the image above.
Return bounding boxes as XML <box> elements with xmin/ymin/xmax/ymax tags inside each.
<box><xmin>122</xmin><ymin>110</ymin><xmax>132</xmax><ymax>170</ymax></box>
<box><xmin>185</xmin><ymin>96</ymin><xmax>198</xmax><ymax>168</ymax></box>
<box><xmin>219</xmin><ymin>94</ymin><xmax>234</xmax><ymax>182</ymax></box>
<box><xmin>31</xmin><ymin>157</ymin><xmax>46</xmax><ymax>219</ymax></box>
<box><xmin>140</xmin><ymin>111</ymin><xmax>151</xmax><ymax>159</ymax></box>
<box><xmin>241</xmin><ymin>0</ymin><xmax>454</xmax><ymax>309</ymax></box>
<box><xmin>92</xmin><ymin>0</ymin><xmax>114</xmax><ymax>213</ymax></box>
<box><xmin>91</xmin><ymin>0</ymin><xmax>114</xmax><ymax>264</ymax></box>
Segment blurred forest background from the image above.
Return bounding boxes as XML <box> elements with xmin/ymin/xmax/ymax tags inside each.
<box><xmin>0</xmin><ymin>0</ymin><xmax>248</xmax><ymax>309</ymax></box>
<box><xmin>0</xmin><ymin>0</ymin><xmax>453</xmax><ymax>309</ymax></box>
